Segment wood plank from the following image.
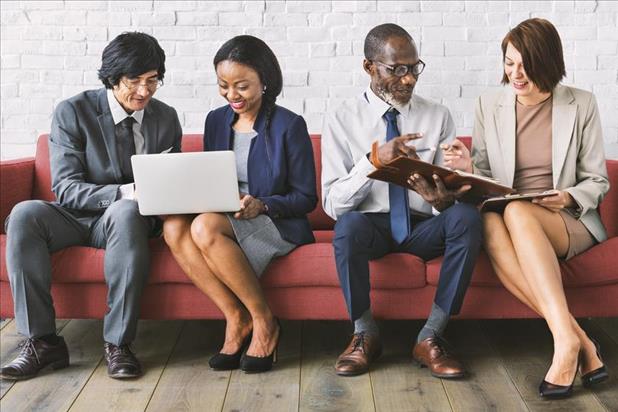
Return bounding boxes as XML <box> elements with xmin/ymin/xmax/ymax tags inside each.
<box><xmin>440</xmin><ymin>320</ymin><xmax>528</xmax><ymax>412</ymax></box>
<box><xmin>370</xmin><ymin>320</ymin><xmax>452</xmax><ymax>412</ymax></box>
<box><xmin>146</xmin><ymin>320</ymin><xmax>229</xmax><ymax>412</ymax></box>
<box><xmin>1</xmin><ymin>319</ymin><xmax>70</xmax><ymax>399</ymax></box>
<box><xmin>580</xmin><ymin>318</ymin><xmax>618</xmax><ymax>412</ymax></box>
<box><xmin>481</xmin><ymin>319</ymin><xmax>606</xmax><ymax>412</ymax></box>
<box><xmin>68</xmin><ymin>320</ymin><xmax>183</xmax><ymax>412</ymax></box>
<box><xmin>0</xmin><ymin>320</ymin><xmax>103</xmax><ymax>412</ymax></box>
<box><xmin>592</xmin><ymin>317</ymin><xmax>618</xmax><ymax>345</ymax></box>
<box><xmin>299</xmin><ymin>320</ymin><xmax>374</xmax><ymax>412</ymax></box>
<box><xmin>223</xmin><ymin>319</ymin><xmax>301</xmax><ymax>412</ymax></box>
<box><xmin>0</xmin><ymin>319</ymin><xmax>12</xmax><ymax>331</ymax></box>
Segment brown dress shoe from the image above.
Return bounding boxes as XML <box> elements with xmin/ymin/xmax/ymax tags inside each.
<box><xmin>104</xmin><ymin>342</ymin><xmax>142</xmax><ymax>379</ymax></box>
<box><xmin>412</xmin><ymin>336</ymin><xmax>465</xmax><ymax>379</ymax></box>
<box><xmin>0</xmin><ymin>337</ymin><xmax>69</xmax><ymax>381</ymax></box>
<box><xmin>335</xmin><ymin>332</ymin><xmax>382</xmax><ymax>376</ymax></box>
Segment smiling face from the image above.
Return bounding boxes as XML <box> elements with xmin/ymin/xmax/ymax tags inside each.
<box><xmin>365</xmin><ymin>35</ymin><xmax>418</xmax><ymax>106</ymax></box>
<box><xmin>504</xmin><ymin>42</ymin><xmax>546</xmax><ymax>104</ymax></box>
<box><xmin>111</xmin><ymin>70</ymin><xmax>159</xmax><ymax>114</ymax></box>
<box><xmin>216</xmin><ymin>60</ymin><xmax>263</xmax><ymax>118</ymax></box>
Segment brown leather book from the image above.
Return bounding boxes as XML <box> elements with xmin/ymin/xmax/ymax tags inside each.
<box><xmin>367</xmin><ymin>156</ymin><xmax>515</xmax><ymax>202</ymax></box>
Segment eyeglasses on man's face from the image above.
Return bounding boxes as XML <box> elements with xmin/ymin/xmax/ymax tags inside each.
<box><xmin>373</xmin><ymin>60</ymin><xmax>426</xmax><ymax>77</ymax></box>
<box><xmin>120</xmin><ymin>77</ymin><xmax>163</xmax><ymax>92</ymax></box>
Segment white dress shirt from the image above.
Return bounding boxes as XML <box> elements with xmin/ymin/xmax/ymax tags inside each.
<box><xmin>321</xmin><ymin>86</ymin><xmax>456</xmax><ymax>220</ymax></box>
<box><xmin>107</xmin><ymin>89</ymin><xmax>146</xmax><ymax>199</ymax></box>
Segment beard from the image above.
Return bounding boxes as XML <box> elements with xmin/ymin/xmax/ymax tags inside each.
<box><xmin>376</xmin><ymin>84</ymin><xmax>413</xmax><ymax>106</ymax></box>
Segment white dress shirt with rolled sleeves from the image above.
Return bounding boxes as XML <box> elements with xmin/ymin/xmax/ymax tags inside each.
<box><xmin>321</xmin><ymin>86</ymin><xmax>456</xmax><ymax>220</ymax></box>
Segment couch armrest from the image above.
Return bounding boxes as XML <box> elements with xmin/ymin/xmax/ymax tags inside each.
<box><xmin>1</xmin><ymin>157</ymin><xmax>35</xmax><ymax>234</ymax></box>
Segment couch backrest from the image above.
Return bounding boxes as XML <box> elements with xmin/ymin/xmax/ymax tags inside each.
<box><xmin>30</xmin><ymin>134</ymin><xmax>618</xmax><ymax>237</ymax></box>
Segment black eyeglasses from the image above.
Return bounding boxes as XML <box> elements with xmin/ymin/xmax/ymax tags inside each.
<box><xmin>373</xmin><ymin>60</ymin><xmax>426</xmax><ymax>77</ymax></box>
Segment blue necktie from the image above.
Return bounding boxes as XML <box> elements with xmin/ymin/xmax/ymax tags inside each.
<box><xmin>384</xmin><ymin>109</ymin><xmax>411</xmax><ymax>244</ymax></box>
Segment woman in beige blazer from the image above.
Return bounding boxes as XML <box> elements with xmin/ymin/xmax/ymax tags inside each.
<box><xmin>444</xmin><ymin>18</ymin><xmax>610</xmax><ymax>399</ymax></box>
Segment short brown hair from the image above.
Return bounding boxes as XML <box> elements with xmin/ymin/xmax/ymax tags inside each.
<box><xmin>501</xmin><ymin>18</ymin><xmax>565</xmax><ymax>93</ymax></box>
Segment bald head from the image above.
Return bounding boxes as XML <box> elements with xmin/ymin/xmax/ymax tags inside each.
<box><xmin>364</xmin><ymin>23</ymin><xmax>416</xmax><ymax>61</ymax></box>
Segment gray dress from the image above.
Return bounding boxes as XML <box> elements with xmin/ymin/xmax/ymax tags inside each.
<box><xmin>225</xmin><ymin>130</ymin><xmax>295</xmax><ymax>277</ymax></box>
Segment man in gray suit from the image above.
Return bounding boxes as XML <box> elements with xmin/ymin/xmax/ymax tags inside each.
<box><xmin>1</xmin><ymin>32</ymin><xmax>182</xmax><ymax>381</ymax></box>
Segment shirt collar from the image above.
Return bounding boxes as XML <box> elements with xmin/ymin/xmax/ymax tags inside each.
<box><xmin>363</xmin><ymin>86</ymin><xmax>414</xmax><ymax>120</ymax></box>
<box><xmin>106</xmin><ymin>89</ymin><xmax>144</xmax><ymax>125</ymax></box>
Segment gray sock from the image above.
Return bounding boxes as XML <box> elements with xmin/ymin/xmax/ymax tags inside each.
<box><xmin>353</xmin><ymin>309</ymin><xmax>379</xmax><ymax>338</ymax></box>
<box><xmin>417</xmin><ymin>303</ymin><xmax>449</xmax><ymax>343</ymax></box>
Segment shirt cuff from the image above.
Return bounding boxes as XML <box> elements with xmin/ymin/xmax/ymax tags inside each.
<box><xmin>118</xmin><ymin>183</ymin><xmax>135</xmax><ymax>200</ymax></box>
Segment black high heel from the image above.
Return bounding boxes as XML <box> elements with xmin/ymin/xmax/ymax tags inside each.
<box><xmin>208</xmin><ymin>331</ymin><xmax>252</xmax><ymax>371</ymax></box>
<box><xmin>539</xmin><ymin>355</ymin><xmax>579</xmax><ymax>399</ymax></box>
<box><xmin>240</xmin><ymin>318</ymin><xmax>281</xmax><ymax>373</ymax></box>
<box><xmin>581</xmin><ymin>338</ymin><xmax>609</xmax><ymax>388</ymax></box>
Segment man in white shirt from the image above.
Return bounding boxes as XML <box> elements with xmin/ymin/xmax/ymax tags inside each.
<box><xmin>322</xmin><ymin>24</ymin><xmax>482</xmax><ymax>378</ymax></box>
<box><xmin>2</xmin><ymin>32</ymin><xmax>182</xmax><ymax>381</ymax></box>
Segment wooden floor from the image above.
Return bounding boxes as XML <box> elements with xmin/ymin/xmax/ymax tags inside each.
<box><xmin>0</xmin><ymin>317</ymin><xmax>616</xmax><ymax>412</ymax></box>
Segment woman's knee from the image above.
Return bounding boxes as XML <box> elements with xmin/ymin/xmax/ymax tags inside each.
<box><xmin>503</xmin><ymin>200</ymin><xmax>537</xmax><ymax>230</ymax></box>
<box><xmin>190</xmin><ymin>213</ymin><xmax>225</xmax><ymax>250</ymax></box>
<box><xmin>162</xmin><ymin>216</ymin><xmax>192</xmax><ymax>248</ymax></box>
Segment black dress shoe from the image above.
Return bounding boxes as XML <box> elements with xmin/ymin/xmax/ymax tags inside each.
<box><xmin>581</xmin><ymin>338</ymin><xmax>609</xmax><ymax>388</ymax></box>
<box><xmin>539</xmin><ymin>358</ymin><xmax>579</xmax><ymax>399</ymax></box>
<box><xmin>240</xmin><ymin>319</ymin><xmax>281</xmax><ymax>373</ymax></box>
<box><xmin>0</xmin><ymin>337</ymin><xmax>69</xmax><ymax>381</ymax></box>
<box><xmin>208</xmin><ymin>332</ymin><xmax>252</xmax><ymax>371</ymax></box>
<box><xmin>104</xmin><ymin>342</ymin><xmax>142</xmax><ymax>379</ymax></box>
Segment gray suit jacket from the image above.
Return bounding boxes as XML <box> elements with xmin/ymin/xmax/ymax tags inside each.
<box><xmin>49</xmin><ymin>87</ymin><xmax>182</xmax><ymax>214</ymax></box>
<box><xmin>472</xmin><ymin>84</ymin><xmax>609</xmax><ymax>242</ymax></box>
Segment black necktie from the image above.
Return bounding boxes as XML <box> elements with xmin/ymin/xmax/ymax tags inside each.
<box><xmin>383</xmin><ymin>109</ymin><xmax>411</xmax><ymax>244</ymax></box>
<box><xmin>116</xmin><ymin>117</ymin><xmax>136</xmax><ymax>183</ymax></box>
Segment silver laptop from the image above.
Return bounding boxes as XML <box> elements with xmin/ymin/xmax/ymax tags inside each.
<box><xmin>131</xmin><ymin>151</ymin><xmax>240</xmax><ymax>215</ymax></box>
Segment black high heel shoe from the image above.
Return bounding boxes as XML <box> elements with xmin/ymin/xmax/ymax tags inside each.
<box><xmin>539</xmin><ymin>356</ymin><xmax>579</xmax><ymax>399</ymax></box>
<box><xmin>240</xmin><ymin>318</ymin><xmax>281</xmax><ymax>373</ymax></box>
<box><xmin>581</xmin><ymin>338</ymin><xmax>609</xmax><ymax>388</ymax></box>
<box><xmin>208</xmin><ymin>332</ymin><xmax>252</xmax><ymax>371</ymax></box>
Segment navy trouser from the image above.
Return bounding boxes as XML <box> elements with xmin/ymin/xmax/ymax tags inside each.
<box><xmin>333</xmin><ymin>203</ymin><xmax>482</xmax><ymax>321</ymax></box>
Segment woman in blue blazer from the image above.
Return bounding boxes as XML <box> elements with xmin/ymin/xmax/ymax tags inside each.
<box><xmin>163</xmin><ymin>36</ymin><xmax>317</xmax><ymax>373</ymax></box>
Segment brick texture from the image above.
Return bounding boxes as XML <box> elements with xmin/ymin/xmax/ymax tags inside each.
<box><xmin>1</xmin><ymin>0</ymin><xmax>617</xmax><ymax>159</ymax></box>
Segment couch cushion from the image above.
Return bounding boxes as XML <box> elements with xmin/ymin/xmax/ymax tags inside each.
<box><xmin>0</xmin><ymin>234</ymin><xmax>426</xmax><ymax>289</ymax></box>
<box><xmin>426</xmin><ymin>237</ymin><xmax>618</xmax><ymax>288</ymax></box>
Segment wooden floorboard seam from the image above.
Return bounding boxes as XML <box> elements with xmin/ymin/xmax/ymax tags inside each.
<box><xmin>66</xmin><ymin>356</ymin><xmax>105</xmax><ymax>412</ymax></box>
<box><xmin>0</xmin><ymin>319</ymin><xmax>13</xmax><ymax>331</ymax></box>
<box><xmin>439</xmin><ymin>377</ymin><xmax>455</xmax><ymax>412</ymax></box>
<box><xmin>296</xmin><ymin>320</ymin><xmax>304</xmax><ymax>412</ymax></box>
<box><xmin>479</xmin><ymin>321</ymin><xmax>532</xmax><ymax>412</ymax></box>
<box><xmin>368</xmin><ymin>364</ymin><xmax>377</xmax><ymax>412</ymax></box>
<box><xmin>143</xmin><ymin>320</ymin><xmax>187</xmax><ymax>412</ymax></box>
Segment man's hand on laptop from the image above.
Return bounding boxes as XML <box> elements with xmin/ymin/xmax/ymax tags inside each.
<box><xmin>234</xmin><ymin>195</ymin><xmax>267</xmax><ymax>220</ymax></box>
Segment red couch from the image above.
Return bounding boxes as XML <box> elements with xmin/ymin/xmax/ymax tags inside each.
<box><xmin>1</xmin><ymin>135</ymin><xmax>617</xmax><ymax>320</ymax></box>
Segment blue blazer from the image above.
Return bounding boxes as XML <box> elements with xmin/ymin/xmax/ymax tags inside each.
<box><xmin>203</xmin><ymin>104</ymin><xmax>317</xmax><ymax>245</ymax></box>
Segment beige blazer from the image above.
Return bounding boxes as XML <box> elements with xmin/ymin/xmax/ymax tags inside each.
<box><xmin>471</xmin><ymin>84</ymin><xmax>610</xmax><ymax>242</ymax></box>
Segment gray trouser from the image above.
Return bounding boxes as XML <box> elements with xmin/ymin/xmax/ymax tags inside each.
<box><xmin>5</xmin><ymin>199</ymin><xmax>155</xmax><ymax>345</ymax></box>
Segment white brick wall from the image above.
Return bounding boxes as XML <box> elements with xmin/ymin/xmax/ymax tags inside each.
<box><xmin>1</xmin><ymin>0</ymin><xmax>617</xmax><ymax>159</ymax></box>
